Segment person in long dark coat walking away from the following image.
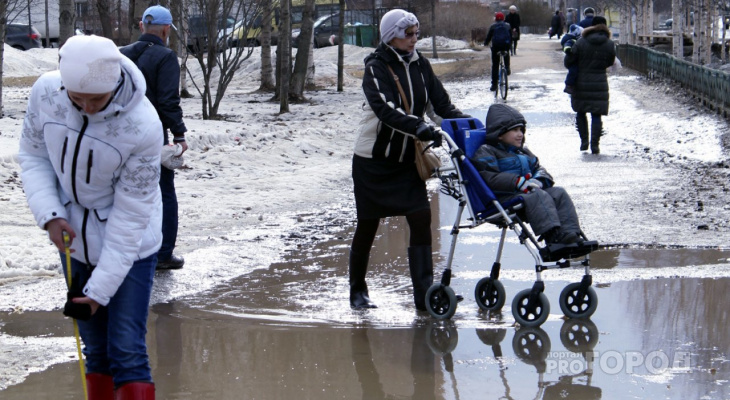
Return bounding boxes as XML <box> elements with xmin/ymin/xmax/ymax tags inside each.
<box><xmin>550</xmin><ymin>10</ymin><xmax>564</xmax><ymax>39</ymax></box>
<box><xmin>505</xmin><ymin>5</ymin><xmax>521</xmax><ymax>55</ymax></box>
<box><xmin>564</xmin><ymin>16</ymin><xmax>615</xmax><ymax>154</ymax></box>
<box><xmin>351</xmin><ymin>9</ymin><xmax>470</xmax><ymax>311</ymax></box>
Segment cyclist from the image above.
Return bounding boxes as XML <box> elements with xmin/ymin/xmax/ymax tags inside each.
<box><xmin>484</xmin><ymin>12</ymin><xmax>512</xmax><ymax>91</ymax></box>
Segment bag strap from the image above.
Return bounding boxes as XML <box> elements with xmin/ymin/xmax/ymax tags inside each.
<box><xmin>386</xmin><ymin>64</ymin><xmax>411</xmax><ymax>115</ymax></box>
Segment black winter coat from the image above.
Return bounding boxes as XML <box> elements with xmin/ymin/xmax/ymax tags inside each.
<box><xmin>355</xmin><ymin>43</ymin><xmax>467</xmax><ymax>163</ymax></box>
<box><xmin>564</xmin><ymin>24</ymin><xmax>616</xmax><ymax>115</ymax></box>
<box><xmin>504</xmin><ymin>13</ymin><xmax>521</xmax><ymax>39</ymax></box>
<box><xmin>120</xmin><ymin>34</ymin><xmax>187</xmax><ymax>136</ymax></box>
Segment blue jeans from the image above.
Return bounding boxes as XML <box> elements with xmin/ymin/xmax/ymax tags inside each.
<box><xmin>159</xmin><ymin>165</ymin><xmax>178</xmax><ymax>261</ymax></box>
<box><xmin>61</xmin><ymin>253</ymin><xmax>156</xmax><ymax>386</ymax></box>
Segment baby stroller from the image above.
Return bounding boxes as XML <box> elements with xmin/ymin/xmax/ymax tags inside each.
<box><xmin>424</xmin><ymin>118</ymin><xmax>599</xmax><ymax>327</ymax></box>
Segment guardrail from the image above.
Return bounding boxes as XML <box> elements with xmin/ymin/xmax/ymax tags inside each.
<box><xmin>617</xmin><ymin>44</ymin><xmax>730</xmax><ymax>118</ymax></box>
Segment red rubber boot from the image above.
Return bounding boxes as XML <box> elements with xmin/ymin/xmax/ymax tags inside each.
<box><xmin>114</xmin><ymin>382</ymin><xmax>155</xmax><ymax>400</ymax></box>
<box><xmin>86</xmin><ymin>373</ymin><xmax>114</xmax><ymax>400</ymax></box>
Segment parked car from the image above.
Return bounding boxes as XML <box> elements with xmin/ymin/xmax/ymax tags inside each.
<box><xmin>5</xmin><ymin>23</ymin><xmax>42</xmax><ymax>50</ymax></box>
<box><xmin>224</xmin><ymin>12</ymin><xmax>280</xmax><ymax>48</ymax></box>
<box><xmin>187</xmin><ymin>15</ymin><xmax>236</xmax><ymax>53</ymax></box>
<box><xmin>292</xmin><ymin>13</ymin><xmax>340</xmax><ymax>48</ymax></box>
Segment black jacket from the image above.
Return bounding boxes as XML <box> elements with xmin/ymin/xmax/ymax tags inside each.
<box><xmin>504</xmin><ymin>12</ymin><xmax>521</xmax><ymax>38</ymax></box>
<box><xmin>355</xmin><ymin>43</ymin><xmax>467</xmax><ymax>162</ymax></box>
<box><xmin>564</xmin><ymin>24</ymin><xmax>616</xmax><ymax>115</ymax></box>
<box><xmin>120</xmin><ymin>33</ymin><xmax>187</xmax><ymax>136</ymax></box>
<box><xmin>484</xmin><ymin>21</ymin><xmax>512</xmax><ymax>50</ymax></box>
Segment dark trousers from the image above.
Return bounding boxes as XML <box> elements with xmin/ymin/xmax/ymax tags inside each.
<box><xmin>491</xmin><ymin>47</ymin><xmax>510</xmax><ymax>86</ymax></box>
<box><xmin>158</xmin><ymin>165</ymin><xmax>178</xmax><ymax>261</ymax></box>
<box><xmin>565</xmin><ymin>65</ymin><xmax>578</xmax><ymax>86</ymax></box>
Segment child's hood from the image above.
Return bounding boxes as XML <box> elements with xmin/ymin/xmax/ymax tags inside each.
<box><xmin>484</xmin><ymin>103</ymin><xmax>527</xmax><ymax>145</ymax></box>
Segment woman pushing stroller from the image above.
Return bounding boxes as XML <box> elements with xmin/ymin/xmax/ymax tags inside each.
<box><xmin>349</xmin><ymin>9</ymin><xmax>470</xmax><ymax>310</ymax></box>
<box><xmin>471</xmin><ymin>104</ymin><xmax>589</xmax><ymax>248</ymax></box>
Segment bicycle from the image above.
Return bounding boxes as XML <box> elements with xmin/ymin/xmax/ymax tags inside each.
<box><xmin>494</xmin><ymin>50</ymin><xmax>509</xmax><ymax>100</ymax></box>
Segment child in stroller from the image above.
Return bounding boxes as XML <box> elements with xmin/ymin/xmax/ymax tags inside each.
<box><xmin>425</xmin><ymin>105</ymin><xmax>599</xmax><ymax>326</ymax></box>
<box><xmin>471</xmin><ymin>103</ymin><xmax>587</xmax><ymax>249</ymax></box>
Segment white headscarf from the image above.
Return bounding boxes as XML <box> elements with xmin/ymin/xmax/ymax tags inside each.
<box><xmin>59</xmin><ymin>35</ymin><xmax>122</xmax><ymax>94</ymax></box>
<box><xmin>379</xmin><ymin>9</ymin><xmax>419</xmax><ymax>44</ymax></box>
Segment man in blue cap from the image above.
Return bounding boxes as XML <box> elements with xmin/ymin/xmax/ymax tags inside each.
<box><xmin>121</xmin><ymin>5</ymin><xmax>188</xmax><ymax>271</ymax></box>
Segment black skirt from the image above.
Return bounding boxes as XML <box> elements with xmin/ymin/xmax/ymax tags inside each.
<box><xmin>352</xmin><ymin>155</ymin><xmax>429</xmax><ymax>219</ymax></box>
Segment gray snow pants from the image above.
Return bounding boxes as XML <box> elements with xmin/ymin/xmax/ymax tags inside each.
<box><xmin>500</xmin><ymin>186</ymin><xmax>581</xmax><ymax>236</ymax></box>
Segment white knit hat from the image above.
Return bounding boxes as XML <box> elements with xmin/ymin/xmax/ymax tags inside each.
<box><xmin>379</xmin><ymin>9</ymin><xmax>419</xmax><ymax>44</ymax></box>
<box><xmin>59</xmin><ymin>35</ymin><xmax>122</xmax><ymax>94</ymax></box>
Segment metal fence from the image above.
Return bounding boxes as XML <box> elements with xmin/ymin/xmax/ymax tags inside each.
<box><xmin>617</xmin><ymin>44</ymin><xmax>730</xmax><ymax>118</ymax></box>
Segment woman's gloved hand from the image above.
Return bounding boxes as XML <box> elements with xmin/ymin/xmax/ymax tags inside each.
<box><xmin>415</xmin><ymin>124</ymin><xmax>443</xmax><ymax>147</ymax></box>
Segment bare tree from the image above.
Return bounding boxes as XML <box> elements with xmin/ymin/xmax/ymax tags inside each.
<box><xmin>258</xmin><ymin>0</ymin><xmax>275</xmax><ymax>91</ymax></box>
<box><xmin>59</xmin><ymin>0</ymin><xmax>75</xmax><ymax>47</ymax></box>
<box><xmin>289</xmin><ymin>0</ymin><xmax>315</xmax><ymax>99</ymax></box>
<box><xmin>672</xmin><ymin>0</ymin><xmax>684</xmax><ymax>57</ymax></box>
<box><xmin>337</xmin><ymin>0</ymin><xmax>345</xmax><ymax>92</ymax></box>
<box><xmin>184</xmin><ymin>0</ymin><xmax>267</xmax><ymax>119</ymax></box>
<box><xmin>430</xmin><ymin>0</ymin><xmax>438</xmax><ymax>59</ymax></box>
<box><xmin>279</xmin><ymin>0</ymin><xmax>291</xmax><ymax>112</ymax></box>
<box><xmin>0</xmin><ymin>1</ymin><xmax>7</xmax><ymax>117</ymax></box>
<box><xmin>95</xmin><ymin>0</ymin><xmax>114</xmax><ymax>39</ymax></box>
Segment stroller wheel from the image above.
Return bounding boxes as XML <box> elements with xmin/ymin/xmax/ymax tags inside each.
<box><xmin>426</xmin><ymin>284</ymin><xmax>457</xmax><ymax>320</ymax></box>
<box><xmin>474</xmin><ymin>277</ymin><xmax>506</xmax><ymax>312</ymax></box>
<box><xmin>426</xmin><ymin>323</ymin><xmax>459</xmax><ymax>356</ymax></box>
<box><xmin>511</xmin><ymin>289</ymin><xmax>550</xmax><ymax>327</ymax></box>
<box><xmin>559</xmin><ymin>282</ymin><xmax>598</xmax><ymax>319</ymax></box>
<box><xmin>512</xmin><ymin>326</ymin><xmax>551</xmax><ymax>366</ymax></box>
<box><xmin>559</xmin><ymin>319</ymin><xmax>599</xmax><ymax>353</ymax></box>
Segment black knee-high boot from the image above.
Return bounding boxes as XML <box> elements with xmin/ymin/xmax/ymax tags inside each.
<box><xmin>349</xmin><ymin>250</ymin><xmax>377</xmax><ymax>309</ymax></box>
<box><xmin>576</xmin><ymin>114</ymin><xmax>589</xmax><ymax>151</ymax></box>
<box><xmin>407</xmin><ymin>245</ymin><xmax>434</xmax><ymax>311</ymax></box>
<box><xmin>590</xmin><ymin>118</ymin><xmax>602</xmax><ymax>154</ymax></box>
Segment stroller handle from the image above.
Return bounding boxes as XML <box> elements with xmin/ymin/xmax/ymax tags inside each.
<box><xmin>439</xmin><ymin>129</ymin><xmax>466</xmax><ymax>161</ymax></box>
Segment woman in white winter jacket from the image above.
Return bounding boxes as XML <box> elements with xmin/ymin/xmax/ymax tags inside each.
<box><xmin>18</xmin><ymin>35</ymin><xmax>163</xmax><ymax>399</ymax></box>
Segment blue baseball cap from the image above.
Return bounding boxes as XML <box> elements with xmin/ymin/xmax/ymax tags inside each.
<box><xmin>141</xmin><ymin>5</ymin><xmax>177</xmax><ymax>30</ymax></box>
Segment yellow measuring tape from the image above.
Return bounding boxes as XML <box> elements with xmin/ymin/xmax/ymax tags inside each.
<box><xmin>63</xmin><ymin>231</ymin><xmax>88</xmax><ymax>400</ymax></box>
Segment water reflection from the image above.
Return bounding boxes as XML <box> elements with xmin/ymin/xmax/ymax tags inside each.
<box><xmin>473</xmin><ymin>320</ymin><xmax>602</xmax><ymax>400</ymax></box>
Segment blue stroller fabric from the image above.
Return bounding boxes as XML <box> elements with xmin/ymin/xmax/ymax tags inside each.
<box><xmin>441</xmin><ymin>118</ymin><xmax>523</xmax><ymax>221</ymax></box>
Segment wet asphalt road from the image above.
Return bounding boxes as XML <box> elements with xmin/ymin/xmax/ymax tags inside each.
<box><xmin>2</xmin><ymin>38</ymin><xmax>730</xmax><ymax>399</ymax></box>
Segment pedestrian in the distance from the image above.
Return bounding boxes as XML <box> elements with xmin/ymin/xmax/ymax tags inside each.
<box><xmin>18</xmin><ymin>34</ymin><xmax>163</xmax><ymax>399</ymax></box>
<box><xmin>351</xmin><ymin>9</ymin><xmax>470</xmax><ymax>311</ymax></box>
<box><xmin>550</xmin><ymin>10</ymin><xmax>564</xmax><ymax>39</ymax></box>
<box><xmin>121</xmin><ymin>5</ymin><xmax>187</xmax><ymax>271</ymax></box>
<box><xmin>505</xmin><ymin>5</ymin><xmax>521</xmax><ymax>55</ymax></box>
<box><xmin>564</xmin><ymin>16</ymin><xmax>616</xmax><ymax>154</ymax></box>
<box><xmin>579</xmin><ymin>7</ymin><xmax>596</xmax><ymax>28</ymax></box>
<box><xmin>484</xmin><ymin>12</ymin><xmax>512</xmax><ymax>91</ymax></box>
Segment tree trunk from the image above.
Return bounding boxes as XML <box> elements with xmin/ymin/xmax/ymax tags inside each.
<box><xmin>59</xmin><ymin>0</ymin><xmax>75</xmax><ymax>47</ymax></box>
<box><xmin>44</xmin><ymin>0</ymin><xmax>50</xmax><ymax>47</ymax></box>
<box><xmin>337</xmin><ymin>0</ymin><xmax>345</xmax><ymax>92</ymax></box>
<box><xmin>430</xmin><ymin>0</ymin><xmax>438</xmax><ymax>59</ymax></box>
<box><xmin>96</xmin><ymin>0</ymin><xmax>114</xmax><ymax>40</ymax></box>
<box><xmin>259</xmin><ymin>0</ymin><xmax>275</xmax><ymax>91</ymax></box>
<box><xmin>672</xmin><ymin>0</ymin><xmax>683</xmax><ymax>57</ymax></box>
<box><xmin>0</xmin><ymin>1</ymin><xmax>7</xmax><ymax>117</ymax></box>
<box><xmin>279</xmin><ymin>0</ymin><xmax>291</xmax><ymax>113</ymax></box>
<box><xmin>130</xmin><ymin>0</ymin><xmax>149</xmax><ymax>42</ymax></box>
<box><xmin>290</xmin><ymin>0</ymin><xmax>315</xmax><ymax>98</ymax></box>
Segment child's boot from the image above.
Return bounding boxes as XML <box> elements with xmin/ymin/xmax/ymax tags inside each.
<box><xmin>563</xmin><ymin>85</ymin><xmax>574</xmax><ymax>95</ymax></box>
